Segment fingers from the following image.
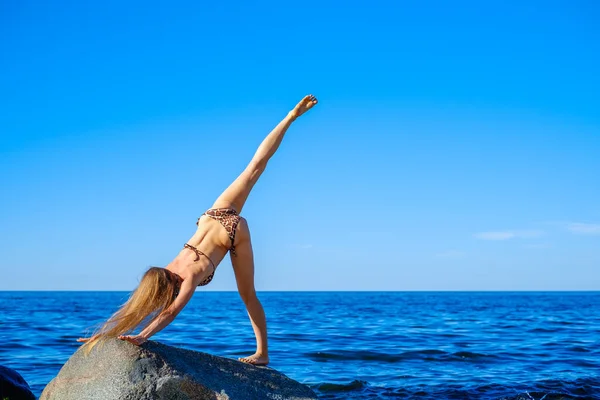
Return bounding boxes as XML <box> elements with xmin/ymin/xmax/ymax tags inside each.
<box><xmin>118</xmin><ymin>335</ymin><xmax>145</xmax><ymax>345</ymax></box>
<box><xmin>79</xmin><ymin>335</ymin><xmax>143</xmax><ymax>345</ymax></box>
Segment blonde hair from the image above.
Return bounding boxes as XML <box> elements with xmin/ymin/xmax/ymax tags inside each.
<box><xmin>84</xmin><ymin>267</ymin><xmax>178</xmax><ymax>351</ymax></box>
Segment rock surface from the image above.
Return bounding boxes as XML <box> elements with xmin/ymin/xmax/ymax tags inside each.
<box><xmin>40</xmin><ymin>339</ymin><xmax>317</xmax><ymax>400</ymax></box>
<box><xmin>0</xmin><ymin>365</ymin><xmax>36</xmax><ymax>400</ymax></box>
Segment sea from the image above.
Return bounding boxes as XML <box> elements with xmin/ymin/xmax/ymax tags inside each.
<box><xmin>0</xmin><ymin>291</ymin><xmax>598</xmax><ymax>399</ymax></box>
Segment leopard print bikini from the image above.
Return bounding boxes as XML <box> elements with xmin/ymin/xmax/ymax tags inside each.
<box><xmin>183</xmin><ymin>208</ymin><xmax>241</xmax><ymax>286</ymax></box>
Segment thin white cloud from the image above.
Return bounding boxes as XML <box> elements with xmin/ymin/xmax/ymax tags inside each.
<box><xmin>474</xmin><ymin>230</ymin><xmax>544</xmax><ymax>240</ymax></box>
<box><xmin>567</xmin><ymin>223</ymin><xmax>600</xmax><ymax>235</ymax></box>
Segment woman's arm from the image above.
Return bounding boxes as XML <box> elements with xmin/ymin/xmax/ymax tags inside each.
<box><xmin>119</xmin><ymin>278</ymin><xmax>196</xmax><ymax>345</ymax></box>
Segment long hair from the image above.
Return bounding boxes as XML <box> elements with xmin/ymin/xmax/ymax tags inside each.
<box><xmin>84</xmin><ymin>267</ymin><xmax>178</xmax><ymax>351</ymax></box>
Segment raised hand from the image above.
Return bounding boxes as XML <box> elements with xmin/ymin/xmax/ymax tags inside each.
<box><xmin>289</xmin><ymin>94</ymin><xmax>318</xmax><ymax>119</ymax></box>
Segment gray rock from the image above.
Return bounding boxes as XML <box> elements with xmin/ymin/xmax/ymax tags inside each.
<box><xmin>0</xmin><ymin>365</ymin><xmax>36</xmax><ymax>400</ymax></box>
<box><xmin>40</xmin><ymin>339</ymin><xmax>317</xmax><ymax>400</ymax></box>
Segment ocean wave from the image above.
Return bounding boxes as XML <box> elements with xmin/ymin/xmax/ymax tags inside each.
<box><xmin>313</xmin><ymin>380</ymin><xmax>368</xmax><ymax>392</ymax></box>
<box><xmin>305</xmin><ymin>349</ymin><xmax>499</xmax><ymax>363</ymax></box>
<box><xmin>313</xmin><ymin>378</ymin><xmax>600</xmax><ymax>399</ymax></box>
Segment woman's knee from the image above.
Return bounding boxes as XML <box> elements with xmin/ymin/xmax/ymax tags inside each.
<box><xmin>238</xmin><ymin>288</ymin><xmax>257</xmax><ymax>305</ymax></box>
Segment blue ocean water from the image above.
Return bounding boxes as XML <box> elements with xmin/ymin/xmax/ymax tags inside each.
<box><xmin>0</xmin><ymin>291</ymin><xmax>598</xmax><ymax>399</ymax></box>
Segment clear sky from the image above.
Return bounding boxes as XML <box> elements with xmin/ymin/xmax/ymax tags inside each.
<box><xmin>1</xmin><ymin>1</ymin><xmax>599</xmax><ymax>291</ymax></box>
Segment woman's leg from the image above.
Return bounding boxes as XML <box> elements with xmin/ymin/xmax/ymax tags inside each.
<box><xmin>211</xmin><ymin>95</ymin><xmax>318</xmax><ymax>212</ymax></box>
<box><xmin>230</xmin><ymin>219</ymin><xmax>269</xmax><ymax>365</ymax></box>
<box><xmin>214</xmin><ymin>95</ymin><xmax>318</xmax><ymax>365</ymax></box>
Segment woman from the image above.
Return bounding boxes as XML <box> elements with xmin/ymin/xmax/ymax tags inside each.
<box><xmin>78</xmin><ymin>95</ymin><xmax>318</xmax><ymax>366</ymax></box>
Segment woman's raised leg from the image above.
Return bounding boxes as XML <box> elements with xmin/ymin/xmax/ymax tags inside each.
<box><xmin>213</xmin><ymin>95</ymin><xmax>317</xmax><ymax>365</ymax></box>
<box><xmin>211</xmin><ymin>95</ymin><xmax>318</xmax><ymax>212</ymax></box>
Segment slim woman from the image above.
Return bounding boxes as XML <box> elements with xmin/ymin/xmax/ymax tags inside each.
<box><xmin>78</xmin><ymin>95</ymin><xmax>318</xmax><ymax>366</ymax></box>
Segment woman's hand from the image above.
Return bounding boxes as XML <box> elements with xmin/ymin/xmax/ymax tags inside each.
<box><xmin>289</xmin><ymin>94</ymin><xmax>318</xmax><ymax>119</ymax></box>
<box><xmin>118</xmin><ymin>334</ymin><xmax>147</xmax><ymax>346</ymax></box>
<box><xmin>76</xmin><ymin>334</ymin><xmax>99</xmax><ymax>343</ymax></box>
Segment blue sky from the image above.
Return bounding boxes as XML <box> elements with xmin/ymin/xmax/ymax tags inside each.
<box><xmin>1</xmin><ymin>1</ymin><xmax>599</xmax><ymax>291</ymax></box>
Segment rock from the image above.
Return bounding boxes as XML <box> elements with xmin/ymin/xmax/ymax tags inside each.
<box><xmin>0</xmin><ymin>365</ymin><xmax>36</xmax><ymax>400</ymax></box>
<box><xmin>40</xmin><ymin>339</ymin><xmax>317</xmax><ymax>400</ymax></box>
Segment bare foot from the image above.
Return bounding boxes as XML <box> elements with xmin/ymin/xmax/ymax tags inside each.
<box><xmin>239</xmin><ymin>353</ymin><xmax>270</xmax><ymax>366</ymax></box>
<box><xmin>290</xmin><ymin>94</ymin><xmax>318</xmax><ymax>119</ymax></box>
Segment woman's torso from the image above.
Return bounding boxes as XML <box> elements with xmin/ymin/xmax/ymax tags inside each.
<box><xmin>166</xmin><ymin>213</ymin><xmax>236</xmax><ymax>283</ymax></box>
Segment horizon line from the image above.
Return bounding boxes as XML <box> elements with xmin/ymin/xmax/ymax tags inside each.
<box><xmin>1</xmin><ymin>289</ymin><xmax>599</xmax><ymax>293</ymax></box>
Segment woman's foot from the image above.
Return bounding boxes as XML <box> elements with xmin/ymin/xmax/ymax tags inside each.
<box><xmin>289</xmin><ymin>94</ymin><xmax>318</xmax><ymax>119</ymax></box>
<box><xmin>239</xmin><ymin>353</ymin><xmax>270</xmax><ymax>366</ymax></box>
